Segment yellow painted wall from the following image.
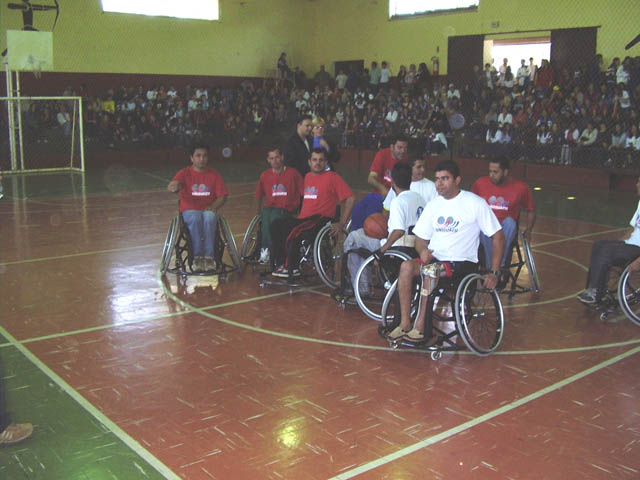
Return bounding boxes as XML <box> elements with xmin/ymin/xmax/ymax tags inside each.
<box><xmin>307</xmin><ymin>0</ymin><xmax>640</xmax><ymax>76</ymax></box>
<box><xmin>1</xmin><ymin>0</ymin><xmax>637</xmax><ymax>77</ymax></box>
<box><xmin>0</xmin><ymin>0</ymin><xmax>314</xmax><ymax>76</ymax></box>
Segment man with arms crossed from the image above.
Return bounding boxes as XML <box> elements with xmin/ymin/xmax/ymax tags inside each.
<box><xmin>168</xmin><ymin>143</ymin><xmax>228</xmax><ymax>271</ymax></box>
<box><xmin>389</xmin><ymin>160</ymin><xmax>505</xmax><ymax>342</ymax></box>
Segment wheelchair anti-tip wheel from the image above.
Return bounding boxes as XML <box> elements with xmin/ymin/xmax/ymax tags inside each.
<box><xmin>354</xmin><ymin>249</ymin><xmax>414</xmax><ymax>321</ymax></box>
<box><xmin>617</xmin><ymin>265</ymin><xmax>640</xmax><ymax>326</ymax></box>
<box><xmin>454</xmin><ymin>273</ymin><xmax>504</xmax><ymax>356</ymax></box>
<box><xmin>241</xmin><ymin>214</ymin><xmax>261</xmax><ymax>262</ymax></box>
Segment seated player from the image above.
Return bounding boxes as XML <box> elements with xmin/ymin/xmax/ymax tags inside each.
<box><xmin>255</xmin><ymin>147</ymin><xmax>303</xmax><ymax>264</ymax></box>
<box><xmin>382</xmin><ymin>157</ymin><xmax>437</xmax><ymax>210</ymax></box>
<box><xmin>343</xmin><ymin>162</ymin><xmax>426</xmax><ymax>293</ymax></box>
<box><xmin>167</xmin><ymin>143</ymin><xmax>228</xmax><ymax>271</ymax></box>
<box><xmin>390</xmin><ymin>160</ymin><xmax>505</xmax><ymax>341</ymax></box>
<box><xmin>471</xmin><ymin>156</ymin><xmax>535</xmax><ymax>284</ymax></box>
<box><xmin>350</xmin><ymin>135</ymin><xmax>409</xmax><ymax>230</ymax></box>
<box><xmin>577</xmin><ymin>176</ymin><xmax>640</xmax><ymax>304</ymax></box>
<box><xmin>270</xmin><ymin>148</ymin><xmax>354</xmax><ymax>278</ymax></box>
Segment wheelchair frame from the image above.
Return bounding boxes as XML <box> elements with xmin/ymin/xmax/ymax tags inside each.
<box><xmin>379</xmin><ymin>268</ymin><xmax>505</xmax><ymax>360</ymax></box>
<box><xmin>160</xmin><ymin>213</ymin><xmax>241</xmax><ymax>276</ymax></box>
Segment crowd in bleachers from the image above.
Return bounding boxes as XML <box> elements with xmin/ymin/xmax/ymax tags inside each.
<box><xmin>10</xmin><ymin>53</ymin><xmax>640</xmax><ymax>168</ymax></box>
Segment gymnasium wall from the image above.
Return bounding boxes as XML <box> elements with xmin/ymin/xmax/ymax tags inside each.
<box><xmin>308</xmin><ymin>0</ymin><xmax>639</xmax><ymax>76</ymax></box>
<box><xmin>0</xmin><ymin>0</ymin><xmax>314</xmax><ymax>77</ymax></box>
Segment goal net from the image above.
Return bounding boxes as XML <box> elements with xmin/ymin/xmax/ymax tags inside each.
<box><xmin>0</xmin><ymin>96</ymin><xmax>85</xmax><ymax>173</ymax></box>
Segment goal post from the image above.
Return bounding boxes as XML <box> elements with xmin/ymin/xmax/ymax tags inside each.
<box><xmin>1</xmin><ymin>95</ymin><xmax>85</xmax><ymax>174</ymax></box>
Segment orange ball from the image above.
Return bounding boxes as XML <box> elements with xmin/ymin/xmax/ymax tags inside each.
<box><xmin>363</xmin><ymin>212</ymin><xmax>388</xmax><ymax>239</ymax></box>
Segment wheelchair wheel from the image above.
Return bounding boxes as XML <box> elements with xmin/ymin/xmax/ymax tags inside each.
<box><xmin>314</xmin><ymin>223</ymin><xmax>344</xmax><ymax>289</ymax></box>
<box><xmin>617</xmin><ymin>265</ymin><xmax>640</xmax><ymax>326</ymax></box>
<box><xmin>241</xmin><ymin>214</ymin><xmax>261</xmax><ymax>262</ymax></box>
<box><xmin>379</xmin><ymin>277</ymin><xmax>422</xmax><ymax>330</ymax></box>
<box><xmin>454</xmin><ymin>273</ymin><xmax>504</xmax><ymax>356</ymax></box>
<box><xmin>354</xmin><ymin>250</ymin><xmax>413</xmax><ymax>321</ymax></box>
<box><xmin>219</xmin><ymin>216</ymin><xmax>242</xmax><ymax>270</ymax></box>
<box><xmin>160</xmin><ymin>215</ymin><xmax>180</xmax><ymax>274</ymax></box>
<box><xmin>521</xmin><ymin>233</ymin><xmax>541</xmax><ymax>294</ymax></box>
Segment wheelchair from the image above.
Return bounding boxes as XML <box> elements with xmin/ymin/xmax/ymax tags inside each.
<box><xmin>617</xmin><ymin>264</ymin><xmax>640</xmax><ymax>326</ymax></box>
<box><xmin>379</xmin><ymin>262</ymin><xmax>505</xmax><ymax>360</ymax></box>
<box><xmin>160</xmin><ymin>213</ymin><xmax>242</xmax><ymax>276</ymax></box>
<box><xmin>243</xmin><ymin>213</ymin><xmax>349</xmax><ymax>290</ymax></box>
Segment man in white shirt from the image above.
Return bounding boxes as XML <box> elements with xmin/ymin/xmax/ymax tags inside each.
<box><xmin>577</xmin><ymin>176</ymin><xmax>640</xmax><ymax>304</ymax></box>
<box><xmin>344</xmin><ymin>162</ymin><xmax>426</xmax><ymax>293</ymax></box>
<box><xmin>388</xmin><ymin>160</ymin><xmax>504</xmax><ymax>341</ymax></box>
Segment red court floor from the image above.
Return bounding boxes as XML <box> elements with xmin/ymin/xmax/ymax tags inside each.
<box><xmin>1</xmin><ymin>180</ymin><xmax>639</xmax><ymax>479</ymax></box>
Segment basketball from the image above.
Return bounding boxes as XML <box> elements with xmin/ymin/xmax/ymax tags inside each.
<box><xmin>363</xmin><ymin>213</ymin><xmax>388</xmax><ymax>239</ymax></box>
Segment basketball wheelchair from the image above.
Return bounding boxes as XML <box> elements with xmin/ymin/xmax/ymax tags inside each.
<box><xmin>160</xmin><ymin>212</ymin><xmax>242</xmax><ymax>277</ymax></box>
<box><xmin>589</xmin><ymin>262</ymin><xmax>640</xmax><ymax>326</ymax></box>
<box><xmin>241</xmin><ymin>213</ymin><xmax>348</xmax><ymax>292</ymax></box>
<box><xmin>378</xmin><ymin>261</ymin><xmax>505</xmax><ymax>360</ymax></box>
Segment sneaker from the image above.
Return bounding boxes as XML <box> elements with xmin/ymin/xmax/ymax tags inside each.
<box><xmin>577</xmin><ymin>289</ymin><xmax>597</xmax><ymax>304</ymax></box>
<box><xmin>387</xmin><ymin>326</ymin><xmax>409</xmax><ymax>340</ymax></box>
<box><xmin>404</xmin><ymin>328</ymin><xmax>425</xmax><ymax>342</ymax></box>
<box><xmin>0</xmin><ymin>423</ymin><xmax>33</xmax><ymax>445</ymax></box>
<box><xmin>204</xmin><ymin>257</ymin><xmax>215</xmax><ymax>271</ymax></box>
<box><xmin>272</xmin><ymin>266</ymin><xmax>289</xmax><ymax>278</ymax></box>
<box><xmin>259</xmin><ymin>248</ymin><xmax>270</xmax><ymax>264</ymax></box>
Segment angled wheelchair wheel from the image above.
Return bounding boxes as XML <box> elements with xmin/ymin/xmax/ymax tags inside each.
<box><xmin>241</xmin><ymin>214</ymin><xmax>261</xmax><ymax>262</ymax></box>
<box><xmin>354</xmin><ymin>250</ymin><xmax>413</xmax><ymax>321</ymax></box>
<box><xmin>379</xmin><ymin>277</ymin><xmax>422</xmax><ymax>330</ymax></box>
<box><xmin>521</xmin><ymin>233</ymin><xmax>541</xmax><ymax>294</ymax></box>
<box><xmin>160</xmin><ymin>215</ymin><xmax>181</xmax><ymax>274</ymax></box>
<box><xmin>219</xmin><ymin>216</ymin><xmax>242</xmax><ymax>270</ymax></box>
<box><xmin>454</xmin><ymin>273</ymin><xmax>504</xmax><ymax>356</ymax></box>
<box><xmin>314</xmin><ymin>223</ymin><xmax>343</xmax><ymax>289</ymax></box>
<box><xmin>617</xmin><ymin>265</ymin><xmax>640</xmax><ymax>326</ymax></box>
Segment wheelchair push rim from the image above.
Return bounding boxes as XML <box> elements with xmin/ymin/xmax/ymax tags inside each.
<box><xmin>521</xmin><ymin>232</ymin><xmax>541</xmax><ymax>294</ymax></box>
<box><xmin>160</xmin><ymin>215</ymin><xmax>180</xmax><ymax>274</ymax></box>
<box><xmin>219</xmin><ymin>215</ymin><xmax>242</xmax><ymax>271</ymax></box>
<box><xmin>241</xmin><ymin>214</ymin><xmax>261</xmax><ymax>262</ymax></box>
<box><xmin>314</xmin><ymin>223</ymin><xmax>345</xmax><ymax>290</ymax></box>
<box><xmin>617</xmin><ymin>265</ymin><xmax>640</xmax><ymax>327</ymax></box>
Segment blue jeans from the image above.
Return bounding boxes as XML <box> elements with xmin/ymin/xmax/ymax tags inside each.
<box><xmin>480</xmin><ymin>217</ymin><xmax>517</xmax><ymax>268</ymax></box>
<box><xmin>182</xmin><ymin>210</ymin><xmax>217</xmax><ymax>258</ymax></box>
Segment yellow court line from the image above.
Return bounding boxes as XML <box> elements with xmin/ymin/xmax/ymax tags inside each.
<box><xmin>532</xmin><ymin>227</ymin><xmax>628</xmax><ymax>248</ymax></box>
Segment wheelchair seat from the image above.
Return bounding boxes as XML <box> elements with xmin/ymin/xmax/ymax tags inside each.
<box><xmin>160</xmin><ymin>213</ymin><xmax>241</xmax><ymax>276</ymax></box>
<box><xmin>379</xmin><ymin>261</ymin><xmax>505</xmax><ymax>360</ymax></box>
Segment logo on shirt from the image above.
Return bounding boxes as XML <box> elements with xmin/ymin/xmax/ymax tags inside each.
<box><xmin>191</xmin><ymin>183</ymin><xmax>211</xmax><ymax>197</ymax></box>
<box><xmin>272</xmin><ymin>184</ymin><xmax>288</xmax><ymax>197</ymax></box>
<box><xmin>383</xmin><ymin>169</ymin><xmax>392</xmax><ymax>182</ymax></box>
<box><xmin>304</xmin><ymin>186</ymin><xmax>318</xmax><ymax>200</ymax></box>
<box><xmin>488</xmin><ymin>195</ymin><xmax>509</xmax><ymax>211</ymax></box>
<box><xmin>436</xmin><ymin>216</ymin><xmax>460</xmax><ymax>232</ymax></box>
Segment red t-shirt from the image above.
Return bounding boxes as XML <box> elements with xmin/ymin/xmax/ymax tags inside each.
<box><xmin>255</xmin><ymin>167</ymin><xmax>303</xmax><ymax>212</ymax></box>
<box><xmin>369</xmin><ymin>148</ymin><xmax>398</xmax><ymax>193</ymax></box>
<box><xmin>173</xmin><ymin>166</ymin><xmax>228</xmax><ymax>212</ymax></box>
<box><xmin>471</xmin><ymin>176</ymin><xmax>534</xmax><ymax>223</ymax></box>
<box><xmin>298</xmin><ymin>171</ymin><xmax>353</xmax><ymax>219</ymax></box>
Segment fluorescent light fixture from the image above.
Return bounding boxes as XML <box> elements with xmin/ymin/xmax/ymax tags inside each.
<box><xmin>567</xmin><ymin>196</ymin><xmax>576</xmax><ymax>200</ymax></box>
<box><xmin>389</xmin><ymin>0</ymin><xmax>478</xmax><ymax>17</ymax></box>
<box><xmin>101</xmin><ymin>0</ymin><xmax>219</xmax><ymax>20</ymax></box>
<box><xmin>533</xmin><ymin>187</ymin><xmax>542</xmax><ymax>191</ymax></box>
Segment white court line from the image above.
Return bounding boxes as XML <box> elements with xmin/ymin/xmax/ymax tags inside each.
<box><xmin>328</xmin><ymin>345</ymin><xmax>640</xmax><ymax>480</ymax></box>
<box><xmin>0</xmin><ymin>325</ymin><xmax>182</xmax><ymax>480</ymax></box>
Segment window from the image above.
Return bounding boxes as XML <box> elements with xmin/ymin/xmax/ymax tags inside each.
<box><xmin>389</xmin><ymin>0</ymin><xmax>478</xmax><ymax>18</ymax></box>
<box><xmin>101</xmin><ymin>0</ymin><xmax>219</xmax><ymax>21</ymax></box>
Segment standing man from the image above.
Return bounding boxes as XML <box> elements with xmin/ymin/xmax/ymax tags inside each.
<box><xmin>283</xmin><ymin>115</ymin><xmax>313</xmax><ymax>176</ymax></box>
<box><xmin>255</xmin><ymin>147</ymin><xmax>303</xmax><ymax>264</ymax></box>
<box><xmin>369</xmin><ymin>61</ymin><xmax>381</xmax><ymax>92</ymax></box>
<box><xmin>471</xmin><ymin>157</ymin><xmax>535</xmax><ymax>279</ymax></box>
<box><xmin>389</xmin><ymin>160</ymin><xmax>504</xmax><ymax>341</ymax></box>
<box><xmin>168</xmin><ymin>143</ymin><xmax>228</xmax><ymax>271</ymax></box>
<box><xmin>270</xmin><ymin>148</ymin><xmax>354</xmax><ymax>278</ymax></box>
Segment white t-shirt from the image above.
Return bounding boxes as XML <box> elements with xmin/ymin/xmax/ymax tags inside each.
<box><xmin>382</xmin><ymin>190</ymin><xmax>426</xmax><ymax>248</ymax></box>
<box><xmin>625</xmin><ymin>201</ymin><xmax>640</xmax><ymax>246</ymax></box>
<box><xmin>413</xmin><ymin>190</ymin><xmax>502</xmax><ymax>263</ymax></box>
<box><xmin>383</xmin><ymin>178</ymin><xmax>437</xmax><ymax>210</ymax></box>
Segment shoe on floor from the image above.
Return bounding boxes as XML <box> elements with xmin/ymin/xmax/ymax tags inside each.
<box><xmin>387</xmin><ymin>326</ymin><xmax>409</xmax><ymax>340</ymax></box>
<box><xmin>404</xmin><ymin>328</ymin><xmax>425</xmax><ymax>342</ymax></box>
<box><xmin>272</xmin><ymin>266</ymin><xmax>289</xmax><ymax>278</ymax></box>
<box><xmin>0</xmin><ymin>423</ymin><xmax>33</xmax><ymax>445</ymax></box>
<box><xmin>204</xmin><ymin>257</ymin><xmax>215</xmax><ymax>271</ymax></box>
<box><xmin>577</xmin><ymin>289</ymin><xmax>597</xmax><ymax>304</ymax></box>
<box><xmin>192</xmin><ymin>256</ymin><xmax>204</xmax><ymax>272</ymax></box>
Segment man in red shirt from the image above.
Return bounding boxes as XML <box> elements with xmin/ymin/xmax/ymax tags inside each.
<box><xmin>168</xmin><ymin>143</ymin><xmax>228</xmax><ymax>271</ymax></box>
<box><xmin>351</xmin><ymin>135</ymin><xmax>409</xmax><ymax>231</ymax></box>
<box><xmin>471</xmin><ymin>157</ymin><xmax>536</xmax><ymax>276</ymax></box>
<box><xmin>270</xmin><ymin>148</ymin><xmax>354</xmax><ymax>278</ymax></box>
<box><xmin>255</xmin><ymin>147</ymin><xmax>303</xmax><ymax>264</ymax></box>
